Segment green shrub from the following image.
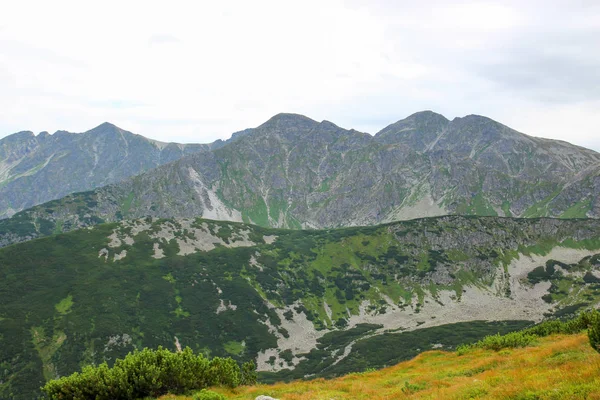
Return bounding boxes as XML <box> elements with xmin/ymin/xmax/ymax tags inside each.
<box><xmin>588</xmin><ymin>311</ymin><xmax>600</xmax><ymax>354</ymax></box>
<box><xmin>205</xmin><ymin>357</ymin><xmax>240</xmax><ymax>388</ymax></box>
<box><xmin>193</xmin><ymin>389</ymin><xmax>227</xmax><ymax>400</ymax></box>
<box><xmin>42</xmin><ymin>347</ymin><xmax>255</xmax><ymax>399</ymax></box>
<box><xmin>457</xmin><ymin>310</ymin><xmax>600</xmax><ymax>355</ymax></box>
<box><xmin>456</xmin><ymin>344</ymin><xmax>471</xmax><ymax>356</ymax></box>
<box><xmin>401</xmin><ymin>380</ymin><xmax>426</xmax><ymax>394</ymax></box>
<box><xmin>241</xmin><ymin>361</ymin><xmax>258</xmax><ymax>385</ymax></box>
<box><xmin>523</xmin><ymin>311</ymin><xmax>595</xmax><ymax>337</ymax></box>
<box><xmin>458</xmin><ymin>332</ymin><xmax>536</xmax><ymax>354</ymax></box>
<box><xmin>476</xmin><ymin>332</ymin><xmax>536</xmax><ymax>351</ymax></box>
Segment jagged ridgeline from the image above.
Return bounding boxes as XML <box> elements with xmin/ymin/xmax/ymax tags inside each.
<box><xmin>2</xmin><ymin>112</ymin><xmax>600</xmax><ymax>249</ymax></box>
<box><xmin>0</xmin><ymin>123</ymin><xmax>218</xmax><ymax>219</ymax></box>
<box><xmin>2</xmin><ymin>216</ymin><xmax>600</xmax><ymax>398</ymax></box>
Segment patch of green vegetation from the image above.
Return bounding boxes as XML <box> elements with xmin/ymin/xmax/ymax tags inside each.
<box><xmin>518</xmin><ymin>238</ymin><xmax>559</xmax><ymax>257</ymax></box>
<box><xmin>402</xmin><ymin>380</ymin><xmax>427</xmax><ymax>394</ymax></box>
<box><xmin>120</xmin><ymin>191</ymin><xmax>135</xmax><ymax>215</ymax></box>
<box><xmin>561</xmin><ymin>237</ymin><xmax>600</xmax><ymax>250</ymax></box>
<box><xmin>37</xmin><ymin>218</ymin><xmax>55</xmax><ymax>236</ymax></box>
<box><xmin>285</xmin><ymin>214</ymin><xmax>303</xmax><ymax>230</ymax></box>
<box><xmin>244</xmin><ymin>198</ymin><xmax>269</xmax><ymax>227</ymax></box>
<box><xmin>445</xmin><ymin>249</ymin><xmax>470</xmax><ymax>262</ymax></box>
<box><xmin>52</xmin><ymin>220</ymin><xmax>64</xmax><ymax>234</ymax></box>
<box><xmin>55</xmin><ymin>295</ymin><xmax>73</xmax><ymax>315</ymax></box>
<box><xmin>522</xmin><ymin>189</ymin><xmax>561</xmax><ymax>217</ymax></box>
<box><xmin>224</xmin><ymin>341</ymin><xmax>245</xmax><ymax>356</ymax></box>
<box><xmin>268</xmin><ymin>195</ymin><xmax>287</xmax><ymax>223</ymax></box>
<box><xmin>163</xmin><ymin>273</ymin><xmax>176</xmax><ymax>284</ymax></box>
<box><xmin>560</xmin><ymin>199</ymin><xmax>592</xmax><ymax>219</ymax></box>
<box><xmin>318</xmin><ymin>178</ymin><xmax>331</xmax><ymax>192</ymax></box>
<box><xmin>31</xmin><ymin>327</ymin><xmax>67</xmax><ymax>381</ymax></box>
<box><xmin>468</xmin><ymin>193</ymin><xmax>498</xmax><ymax>216</ymax></box>
<box><xmin>501</xmin><ymin>201</ymin><xmax>512</xmax><ymax>217</ymax></box>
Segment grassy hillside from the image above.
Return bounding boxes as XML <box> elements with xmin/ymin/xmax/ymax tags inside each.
<box><xmin>2</xmin><ymin>215</ymin><xmax>600</xmax><ymax>398</ymax></box>
<box><xmin>161</xmin><ymin>333</ymin><xmax>600</xmax><ymax>400</ymax></box>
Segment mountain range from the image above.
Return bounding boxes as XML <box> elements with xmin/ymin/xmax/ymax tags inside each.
<box><xmin>2</xmin><ymin>111</ymin><xmax>600</xmax><ymax>398</ymax></box>
<box><xmin>0</xmin><ymin>111</ymin><xmax>599</xmax><ymax>248</ymax></box>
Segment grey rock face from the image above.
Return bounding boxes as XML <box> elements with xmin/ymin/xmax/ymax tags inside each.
<box><xmin>0</xmin><ymin>122</ymin><xmax>211</xmax><ymax>218</ymax></box>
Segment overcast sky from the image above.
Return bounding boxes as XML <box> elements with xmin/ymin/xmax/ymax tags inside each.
<box><xmin>1</xmin><ymin>0</ymin><xmax>599</xmax><ymax>150</ymax></box>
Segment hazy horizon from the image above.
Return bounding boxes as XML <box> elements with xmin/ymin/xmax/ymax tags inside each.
<box><xmin>1</xmin><ymin>1</ymin><xmax>599</xmax><ymax>151</ymax></box>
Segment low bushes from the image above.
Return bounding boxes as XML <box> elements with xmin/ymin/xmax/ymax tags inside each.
<box><xmin>589</xmin><ymin>311</ymin><xmax>600</xmax><ymax>354</ymax></box>
<box><xmin>457</xmin><ymin>310</ymin><xmax>600</xmax><ymax>355</ymax></box>
<box><xmin>522</xmin><ymin>311</ymin><xmax>595</xmax><ymax>337</ymax></box>
<box><xmin>464</xmin><ymin>331</ymin><xmax>536</xmax><ymax>353</ymax></box>
<box><xmin>193</xmin><ymin>389</ymin><xmax>227</xmax><ymax>400</ymax></box>
<box><xmin>42</xmin><ymin>347</ymin><xmax>256</xmax><ymax>400</ymax></box>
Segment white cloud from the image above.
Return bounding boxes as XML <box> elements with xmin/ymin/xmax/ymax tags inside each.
<box><xmin>0</xmin><ymin>0</ymin><xmax>598</xmax><ymax>151</ymax></box>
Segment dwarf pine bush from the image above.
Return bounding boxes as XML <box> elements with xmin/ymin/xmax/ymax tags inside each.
<box><xmin>42</xmin><ymin>346</ymin><xmax>256</xmax><ymax>400</ymax></box>
<box><xmin>193</xmin><ymin>389</ymin><xmax>227</xmax><ymax>400</ymax></box>
<box><xmin>458</xmin><ymin>310</ymin><xmax>600</xmax><ymax>355</ymax></box>
<box><xmin>588</xmin><ymin>311</ymin><xmax>600</xmax><ymax>354</ymax></box>
<box><xmin>240</xmin><ymin>360</ymin><xmax>258</xmax><ymax>385</ymax></box>
<box><xmin>523</xmin><ymin>311</ymin><xmax>595</xmax><ymax>337</ymax></box>
<box><xmin>476</xmin><ymin>332</ymin><xmax>536</xmax><ymax>351</ymax></box>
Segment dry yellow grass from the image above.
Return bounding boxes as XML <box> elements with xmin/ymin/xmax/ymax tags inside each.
<box><xmin>160</xmin><ymin>334</ymin><xmax>600</xmax><ymax>400</ymax></box>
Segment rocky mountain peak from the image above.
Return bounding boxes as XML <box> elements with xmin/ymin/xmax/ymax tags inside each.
<box><xmin>375</xmin><ymin>110</ymin><xmax>450</xmax><ymax>149</ymax></box>
<box><xmin>85</xmin><ymin>122</ymin><xmax>127</xmax><ymax>137</ymax></box>
<box><xmin>451</xmin><ymin>114</ymin><xmax>503</xmax><ymax>127</ymax></box>
<box><xmin>0</xmin><ymin>130</ymin><xmax>35</xmax><ymax>143</ymax></box>
<box><xmin>405</xmin><ymin>110</ymin><xmax>449</xmax><ymax>122</ymax></box>
<box><xmin>318</xmin><ymin>120</ymin><xmax>340</xmax><ymax>129</ymax></box>
<box><xmin>258</xmin><ymin>113</ymin><xmax>319</xmax><ymax>130</ymax></box>
<box><xmin>444</xmin><ymin>114</ymin><xmax>526</xmax><ymax>145</ymax></box>
<box><xmin>229</xmin><ymin>128</ymin><xmax>254</xmax><ymax>142</ymax></box>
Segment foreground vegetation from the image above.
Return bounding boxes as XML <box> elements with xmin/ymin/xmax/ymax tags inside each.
<box><xmin>160</xmin><ymin>334</ymin><xmax>600</xmax><ymax>399</ymax></box>
<box><xmin>457</xmin><ymin>310</ymin><xmax>599</xmax><ymax>354</ymax></box>
<box><xmin>42</xmin><ymin>312</ymin><xmax>600</xmax><ymax>399</ymax></box>
<box><xmin>43</xmin><ymin>347</ymin><xmax>256</xmax><ymax>400</ymax></box>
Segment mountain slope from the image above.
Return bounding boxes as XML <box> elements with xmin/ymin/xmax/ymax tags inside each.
<box><xmin>177</xmin><ymin>333</ymin><xmax>600</xmax><ymax>400</ymax></box>
<box><xmin>0</xmin><ymin>122</ymin><xmax>211</xmax><ymax>218</ymax></box>
<box><xmin>1</xmin><ymin>112</ymin><xmax>600</xmax><ymax>248</ymax></box>
<box><xmin>2</xmin><ymin>215</ymin><xmax>600</xmax><ymax>398</ymax></box>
